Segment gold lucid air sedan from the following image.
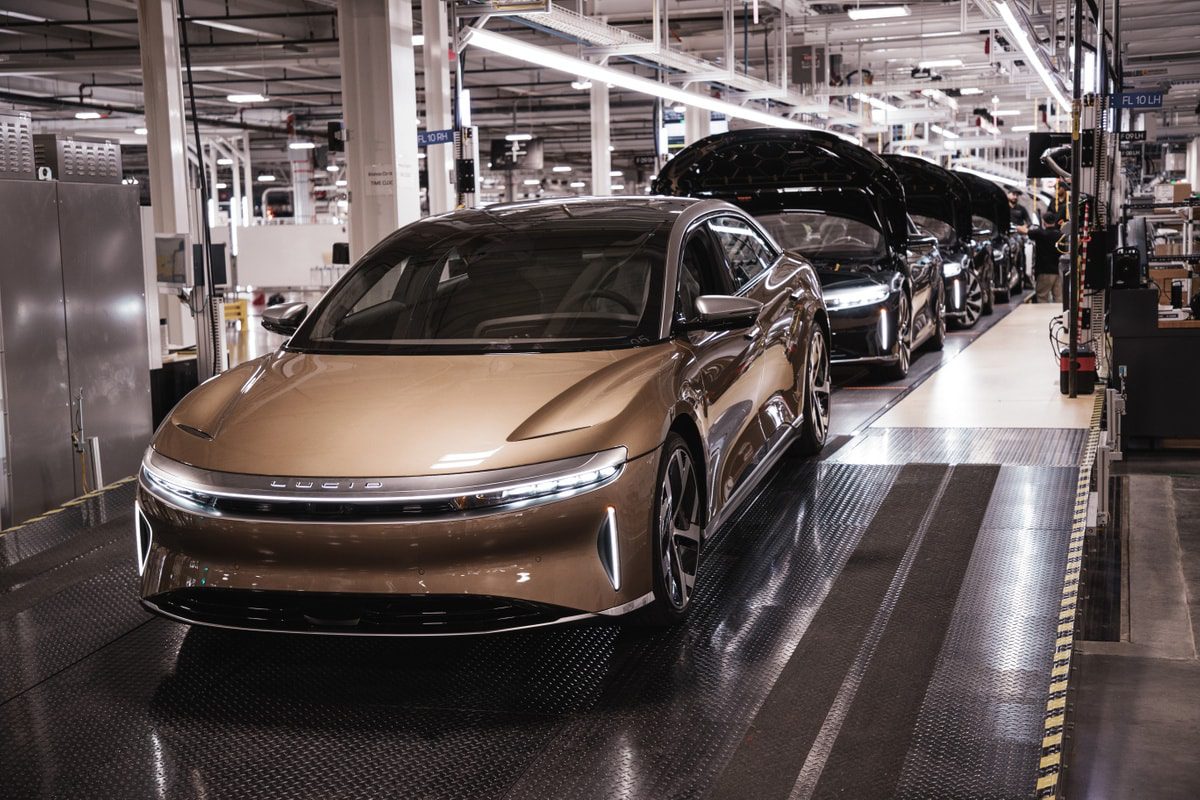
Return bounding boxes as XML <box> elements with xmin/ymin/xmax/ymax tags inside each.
<box><xmin>136</xmin><ymin>197</ymin><xmax>830</xmax><ymax>635</ymax></box>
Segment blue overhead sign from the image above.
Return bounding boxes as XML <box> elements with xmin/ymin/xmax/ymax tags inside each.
<box><xmin>418</xmin><ymin>128</ymin><xmax>454</xmax><ymax>147</ymax></box>
<box><xmin>1113</xmin><ymin>91</ymin><xmax>1164</xmax><ymax>110</ymax></box>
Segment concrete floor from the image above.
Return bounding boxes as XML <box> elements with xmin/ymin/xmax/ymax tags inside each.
<box><xmin>1066</xmin><ymin>469</ymin><xmax>1200</xmax><ymax>800</ymax></box>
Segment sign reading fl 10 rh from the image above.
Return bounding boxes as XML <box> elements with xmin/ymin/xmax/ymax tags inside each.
<box><xmin>1113</xmin><ymin>91</ymin><xmax>1164</xmax><ymax>110</ymax></box>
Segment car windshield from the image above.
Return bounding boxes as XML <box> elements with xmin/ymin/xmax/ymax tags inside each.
<box><xmin>289</xmin><ymin>219</ymin><xmax>667</xmax><ymax>354</ymax></box>
<box><xmin>910</xmin><ymin>214</ymin><xmax>956</xmax><ymax>246</ymax></box>
<box><xmin>754</xmin><ymin>211</ymin><xmax>886</xmax><ymax>259</ymax></box>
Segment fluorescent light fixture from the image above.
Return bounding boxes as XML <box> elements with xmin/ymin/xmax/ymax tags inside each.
<box><xmin>960</xmin><ymin>87</ymin><xmax>984</xmax><ymax>96</ymax></box>
<box><xmin>1012</xmin><ymin>124</ymin><xmax>1036</xmax><ymax>132</ymax></box>
<box><xmin>193</xmin><ymin>19</ymin><xmax>284</xmax><ymax>39</ymax></box>
<box><xmin>216</xmin><ymin>157</ymin><xmax>233</xmax><ymax>165</ymax></box>
<box><xmin>992</xmin><ymin>109</ymin><xmax>1022</xmax><ymax>116</ymax></box>
<box><xmin>505</xmin><ymin>133</ymin><xmax>533</xmax><ymax>142</ymax></box>
<box><xmin>74</xmin><ymin>111</ymin><xmax>101</xmax><ymax>120</ymax></box>
<box><xmin>325</xmin><ymin>164</ymin><xmax>339</xmax><ymax>172</ymax></box>
<box><xmin>417</xmin><ymin>152</ymin><xmax>426</xmax><ymax>159</ymax></box>
<box><xmin>134</xmin><ymin>127</ymin><xmax>148</xmax><ymax>135</ymax></box>
<box><xmin>847</xmin><ymin>5</ymin><xmax>910</xmax><ymax>20</ymax></box>
<box><xmin>552</xmin><ymin>165</ymin><xmax>572</xmax><ymax>173</ymax></box>
<box><xmin>922</xmin><ymin>88</ymin><xmax>958</xmax><ymax>110</ymax></box>
<box><xmin>257</xmin><ymin>174</ymin><xmax>276</xmax><ymax>182</ymax></box>
<box><xmin>227</xmin><ymin>93</ymin><xmax>267</xmax><ymax>103</ymax></box>
<box><xmin>215</xmin><ymin>182</ymin><xmax>228</xmax><ymax>189</ymax></box>
<box><xmin>955</xmin><ymin>165</ymin><xmax>1026</xmax><ymax>190</ymax></box>
<box><xmin>335</xmin><ymin>179</ymin><xmax>347</xmax><ymax>187</ymax></box>
<box><xmin>288</xmin><ymin>141</ymin><xmax>316</xmax><ymax>150</ymax></box>
<box><xmin>462</xmin><ymin>27</ymin><xmax>824</xmax><ymax>135</ymax></box>
<box><xmin>569</xmin><ymin>181</ymin><xmax>586</xmax><ymax>188</ymax></box>
<box><xmin>523</xmin><ymin>178</ymin><xmax>541</xmax><ymax>186</ymax></box>
<box><xmin>612</xmin><ymin>184</ymin><xmax>626</xmax><ymax>191</ymax></box>
<box><xmin>609</xmin><ymin>170</ymin><xmax>623</xmax><ymax>177</ymax></box>
<box><xmin>570</xmin><ymin>78</ymin><xmax>592</xmax><ymax>90</ymax></box>
<box><xmin>412</xmin><ymin>34</ymin><xmax>425</xmax><ymax>47</ymax></box>
<box><xmin>992</xmin><ymin>1</ymin><xmax>1070</xmax><ymax>111</ymax></box>
<box><xmin>921</xmin><ymin>31</ymin><xmax>960</xmax><ymax>38</ymax></box>
<box><xmin>608</xmin><ymin>145</ymin><xmax>615</xmax><ymax>152</ymax></box>
<box><xmin>852</xmin><ymin>92</ymin><xmax>899</xmax><ymax>112</ymax></box>
<box><xmin>918</xmin><ymin>58</ymin><xmax>963</xmax><ymax>68</ymax></box>
<box><xmin>672</xmin><ymin>104</ymin><xmax>686</xmax><ymax>113</ymax></box>
<box><xmin>930</xmin><ymin>124</ymin><xmax>959</xmax><ymax>139</ymax></box>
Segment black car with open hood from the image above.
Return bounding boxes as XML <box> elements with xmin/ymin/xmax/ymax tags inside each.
<box><xmin>654</xmin><ymin>129</ymin><xmax>944</xmax><ymax>379</ymax></box>
<box><xmin>885</xmin><ymin>154</ymin><xmax>993</xmax><ymax>328</ymax></box>
<box><xmin>956</xmin><ymin>170</ymin><xmax>1024</xmax><ymax>302</ymax></box>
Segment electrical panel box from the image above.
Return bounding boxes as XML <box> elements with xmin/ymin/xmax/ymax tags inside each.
<box><xmin>33</xmin><ymin>134</ymin><xmax>123</xmax><ymax>184</ymax></box>
<box><xmin>0</xmin><ymin>111</ymin><xmax>35</xmax><ymax>180</ymax></box>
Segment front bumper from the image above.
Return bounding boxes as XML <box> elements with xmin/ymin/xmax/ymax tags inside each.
<box><xmin>827</xmin><ymin>299</ymin><xmax>899</xmax><ymax>365</ymax></box>
<box><xmin>136</xmin><ymin>450</ymin><xmax>660</xmax><ymax>634</ymax></box>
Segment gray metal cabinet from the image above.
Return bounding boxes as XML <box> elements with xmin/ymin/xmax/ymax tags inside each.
<box><xmin>0</xmin><ymin>178</ymin><xmax>151</xmax><ymax>527</ymax></box>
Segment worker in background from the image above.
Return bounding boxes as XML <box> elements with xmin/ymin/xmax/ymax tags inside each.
<box><xmin>1021</xmin><ymin>211</ymin><xmax>1064</xmax><ymax>303</ymax></box>
<box><xmin>1007</xmin><ymin>188</ymin><xmax>1032</xmax><ymax>228</ymax></box>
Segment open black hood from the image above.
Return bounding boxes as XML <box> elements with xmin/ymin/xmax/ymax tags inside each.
<box><xmin>883</xmin><ymin>154</ymin><xmax>972</xmax><ymax>240</ymax></box>
<box><xmin>954</xmin><ymin>171</ymin><xmax>1012</xmax><ymax>235</ymax></box>
<box><xmin>652</xmin><ymin>129</ymin><xmax>910</xmax><ymax>249</ymax></box>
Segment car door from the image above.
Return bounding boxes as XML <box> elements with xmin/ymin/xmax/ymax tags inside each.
<box><xmin>705</xmin><ymin>214</ymin><xmax>806</xmax><ymax>482</ymax></box>
<box><xmin>674</xmin><ymin>219</ymin><xmax>767</xmax><ymax>513</ymax></box>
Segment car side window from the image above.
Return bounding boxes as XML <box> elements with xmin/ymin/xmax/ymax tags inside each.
<box><xmin>677</xmin><ymin>227</ymin><xmax>728</xmax><ymax>321</ymax></box>
<box><xmin>707</xmin><ymin>215</ymin><xmax>776</xmax><ymax>290</ymax></box>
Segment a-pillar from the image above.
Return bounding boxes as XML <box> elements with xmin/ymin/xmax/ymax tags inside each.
<box><xmin>136</xmin><ymin>0</ymin><xmax>190</xmax><ymax>236</ymax></box>
<box><xmin>591</xmin><ymin>80</ymin><xmax>611</xmax><ymax>195</ymax></box>
<box><xmin>684</xmin><ymin>85</ymin><xmax>711</xmax><ymax>145</ymax></box>
<box><xmin>338</xmin><ymin>0</ymin><xmax>421</xmax><ymax>259</ymax></box>
<box><xmin>422</xmin><ymin>0</ymin><xmax>454</xmax><ymax>214</ymax></box>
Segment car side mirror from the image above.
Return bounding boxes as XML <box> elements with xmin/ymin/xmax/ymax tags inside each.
<box><xmin>262</xmin><ymin>302</ymin><xmax>308</xmax><ymax>335</ymax></box>
<box><xmin>682</xmin><ymin>295</ymin><xmax>763</xmax><ymax>333</ymax></box>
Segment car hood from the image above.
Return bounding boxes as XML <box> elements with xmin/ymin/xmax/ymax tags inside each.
<box><xmin>154</xmin><ymin>345</ymin><xmax>681</xmax><ymax>477</ymax></box>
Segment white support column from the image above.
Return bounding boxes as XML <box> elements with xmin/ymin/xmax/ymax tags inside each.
<box><xmin>591</xmin><ymin>81</ymin><xmax>612</xmax><ymax>195</ymax></box>
<box><xmin>241</xmin><ymin>133</ymin><xmax>253</xmax><ymax>225</ymax></box>
<box><xmin>684</xmin><ymin>86</ymin><xmax>712</xmax><ymax>145</ymax></box>
<box><xmin>136</xmin><ymin>0</ymin><xmax>190</xmax><ymax>235</ymax></box>
<box><xmin>338</xmin><ymin>0</ymin><xmax>422</xmax><ymax>259</ymax></box>
<box><xmin>422</xmin><ymin>0</ymin><xmax>454</xmax><ymax>215</ymax></box>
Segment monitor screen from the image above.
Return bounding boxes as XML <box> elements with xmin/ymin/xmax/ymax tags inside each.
<box><xmin>155</xmin><ymin>235</ymin><xmax>188</xmax><ymax>285</ymax></box>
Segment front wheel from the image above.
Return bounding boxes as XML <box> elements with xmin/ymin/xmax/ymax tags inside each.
<box><xmin>928</xmin><ymin>300</ymin><xmax>946</xmax><ymax>351</ymax></box>
<box><xmin>796</xmin><ymin>327</ymin><xmax>831</xmax><ymax>456</ymax></box>
<box><xmin>637</xmin><ymin>433</ymin><xmax>703</xmax><ymax>627</ymax></box>
<box><xmin>952</xmin><ymin>268</ymin><xmax>983</xmax><ymax>329</ymax></box>
<box><xmin>874</xmin><ymin>292</ymin><xmax>911</xmax><ymax>381</ymax></box>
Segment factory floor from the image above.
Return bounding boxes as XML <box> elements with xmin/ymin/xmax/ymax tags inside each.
<box><xmin>1</xmin><ymin>290</ymin><xmax>1116</xmax><ymax>799</ymax></box>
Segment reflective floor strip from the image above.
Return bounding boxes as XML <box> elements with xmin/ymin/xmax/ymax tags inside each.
<box><xmin>1036</xmin><ymin>391</ymin><xmax>1104</xmax><ymax>799</ymax></box>
<box><xmin>0</xmin><ymin>474</ymin><xmax>134</xmax><ymax>536</ymax></box>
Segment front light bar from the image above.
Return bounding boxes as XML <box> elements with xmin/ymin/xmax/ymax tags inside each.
<box><xmin>824</xmin><ymin>283</ymin><xmax>891</xmax><ymax>310</ymax></box>
<box><xmin>140</xmin><ymin>447</ymin><xmax>627</xmax><ymax>518</ymax></box>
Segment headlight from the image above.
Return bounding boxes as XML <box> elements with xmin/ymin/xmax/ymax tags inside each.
<box><xmin>824</xmin><ymin>283</ymin><xmax>891</xmax><ymax>309</ymax></box>
<box><xmin>943</xmin><ymin>259</ymin><xmax>963</xmax><ymax>278</ymax></box>
<box><xmin>140</xmin><ymin>447</ymin><xmax>627</xmax><ymax>518</ymax></box>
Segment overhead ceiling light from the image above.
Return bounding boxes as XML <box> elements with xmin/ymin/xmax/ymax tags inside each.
<box><xmin>959</xmin><ymin>87</ymin><xmax>984</xmax><ymax>96</ymax></box>
<box><xmin>412</xmin><ymin>34</ymin><xmax>425</xmax><ymax>47</ymax></box>
<box><xmin>417</xmin><ymin>152</ymin><xmax>426</xmax><ymax>159</ymax></box>
<box><xmin>569</xmin><ymin>181</ymin><xmax>586</xmax><ymax>188</ymax></box>
<box><xmin>288</xmin><ymin>141</ymin><xmax>316</xmax><ymax>150</ymax></box>
<box><xmin>992</xmin><ymin>1</ymin><xmax>1070</xmax><ymax>111</ymax></box>
<box><xmin>852</xmin><ymin>92</ymin><xmax>899</xmax><ymax>112</ymax></box>
<box><xmin>921</xmin><ymin>31</ymin><xmax>960</xmax><ymax>38</ymax></box>
<box><xmin>227</xmin><ymin>93</ymin><xmax>268</xmax><ymax>103</ymax></box>
<box><xmin>215</xmin><ymin>182</ymin><xmax>228</xmax><ymax>189</ymax></box>
<box><xmin>922</xmin><ymin>88</ymin><xmax>958</xmax><ymax>110</ymax></box>
<box><xmin>335</xmin><ymin>179</ymin><xmax>347</xmax><ymax>187</ymax></box>
<box><xmin>609</xmin><ymin>170</ymin><xmax>623</xmax><ymax>177</ymax></box>
<box><xmin>325</xmin><ymin>164</ymin><xmax>339</xmax><ymax>172</ymax></box>
<box><xmin>992</xmin><ymin>109</ymin><xmax>1022</xmax><ymax>116</ymax></box>
<box><xmin>461</xmin><ymin>27</ymin><xmax>829</xmax><ymax>137</ymax></box>
<box><xmin>192</xmin><ymin>19</ymin><xmax>284</xmax><ymax>39</ymax></box>
<box><xmin>552</xmin><ymin>165</ymin><xmax>572</xmax><ymax>173</ymax></box>
<box><xmin>955</xmin><ymin>165</ymin><xmax>1027</xmax><ymax>190</ymax></box>
<box><xmin>672</xmin><ymin>104</ymin><xmax>686</xmax><ymax>113</ymax></box>
<box><xmin>257</xmin><ymin>174</ymin><xmax>276</xmax><ymax>182</ymax></box>
<box><xmin>612</xmin><ymin>184</ymin><xmax>626</xmax><ymax>191</ymax></box>
<box><xmin>505</xmin><ymin>133</ymin><xmax>533</xmax><ymax>142</ymax></box>
<box><xmin>1012</xmin><ymin>124</ymin><xmax>1036</xmax><ymax>132</ymax></box>
<box><xmin>74</xmin><ymin>111</ymin><xmax>101</xmax><ymax>120</ymax></box>
<box><xmin>216</xmin><ymin>157</ymin><xmax>233</xmax><ymax>165</ymax></box>
<box><xmin>570</xmin><ymin>78</ymin><xmax>592</xmax><ymax>90</ymax></box>
<box><xmin>847</xmin><ymin>5</ymin><xmax>910</xmax><ymax>21</ymax></box>
<box><xmin>918</xmin><ymin>58</ymin><xmax>963</xmax><ymax>69</ymax></box>
<box><xmin>523</xmin><ymin>178</ymin><xmax>541</xmax><ymax>186</ymax></box>
<box><xmin>608</xmin><ymin>145</ymin><xmax>615</xmax><ymax>152</ymax></box>
<box><xmin>134</xmin><ymin>127</ymin><xmax>148</xmax><ymax>135</ymax></box>
<box><xmin>930</xmin><ymin>124</ymin><xmax>960</xmax><ymax>139</ymax></box>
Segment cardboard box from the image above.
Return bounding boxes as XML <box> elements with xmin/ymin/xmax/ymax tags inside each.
<box><xmin>1154</xmin><ymin>242</ymin><xmax>1182</xmax><ymax>256</ymax></box>
<box><xmin>1154</xmin><ymin>181</ymin><xmax>1193</xmax><ymax>205</ymax></box>
<box><xmin>1149</xmin><ymin>267</ymin><xmax>1192</xmax><ymax>305</ymax></box>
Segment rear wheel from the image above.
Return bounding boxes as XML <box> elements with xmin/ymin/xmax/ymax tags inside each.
<box><xmin>638</xmin><ymin>434</ymin><xmax>703</xmax><ymax>627</ymax></box>
<box><xmin>796</xmin><ymin>327</ymin><xmax>831</xmax><ymax>456</ymax></box>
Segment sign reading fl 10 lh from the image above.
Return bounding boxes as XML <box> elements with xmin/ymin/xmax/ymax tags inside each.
<box><xmin>1114</xmin><ymin>91</ymin><xmax>1164</xmax><ymax>110</ymax></box>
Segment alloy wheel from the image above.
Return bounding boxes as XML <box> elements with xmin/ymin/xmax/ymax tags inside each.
<box><xmin>895</xmin><ymin>292</ymin><xmax>911</xmax><ymax>374</ymax></box>
<box><xmin>657</xmin><ymin>447</ymin><xmax>702</xmax><ymax>610</ymax></box>
<box><xmin>808</xmin><ymin>333</ymin><xmax>831</xmax><ymax>444</ymax></box>
<box><xmin>961</xmin><ymin>269</ymin><xmax>983</xmax><ymax>327</ymax></box>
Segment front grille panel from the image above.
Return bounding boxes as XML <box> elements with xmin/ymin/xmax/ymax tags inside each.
<box><xmin>148</xmin><ymin>588</ymin><xmax>580</xmax><ymax>635</ymax></box>
<box><xmin>209</xmin><ymin>496</ymin><xmax>465</xmax><ymax>520</ymax></box>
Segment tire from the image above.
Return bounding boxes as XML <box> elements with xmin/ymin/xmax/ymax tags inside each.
<box><xmin>928</xmin><ymin>299</ymin><xmax>946</xmax><ymax>351</ymax></box>
<box><xmin>950</xmin><ymin>267</ymin><xmax>983</xmax><ymax>330</ymax></box>
<box><xmin>981</xmin><ymin>263</ymin><xmax>995</xmax><ymax>315</ymax></box>
<box><xmin>637</xmin><ymin>433</ymin><xmax>703</xmax><ymax>627</ymax></box>
<box><xmin>796</xmin><ymin>325</ymin><xmax>831</xmax><ymax>456</ymax></box>
<box><xmin>874</xmin><ymin>291</ymin><xmax>911</xmax><ymax>381</ymax></box>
